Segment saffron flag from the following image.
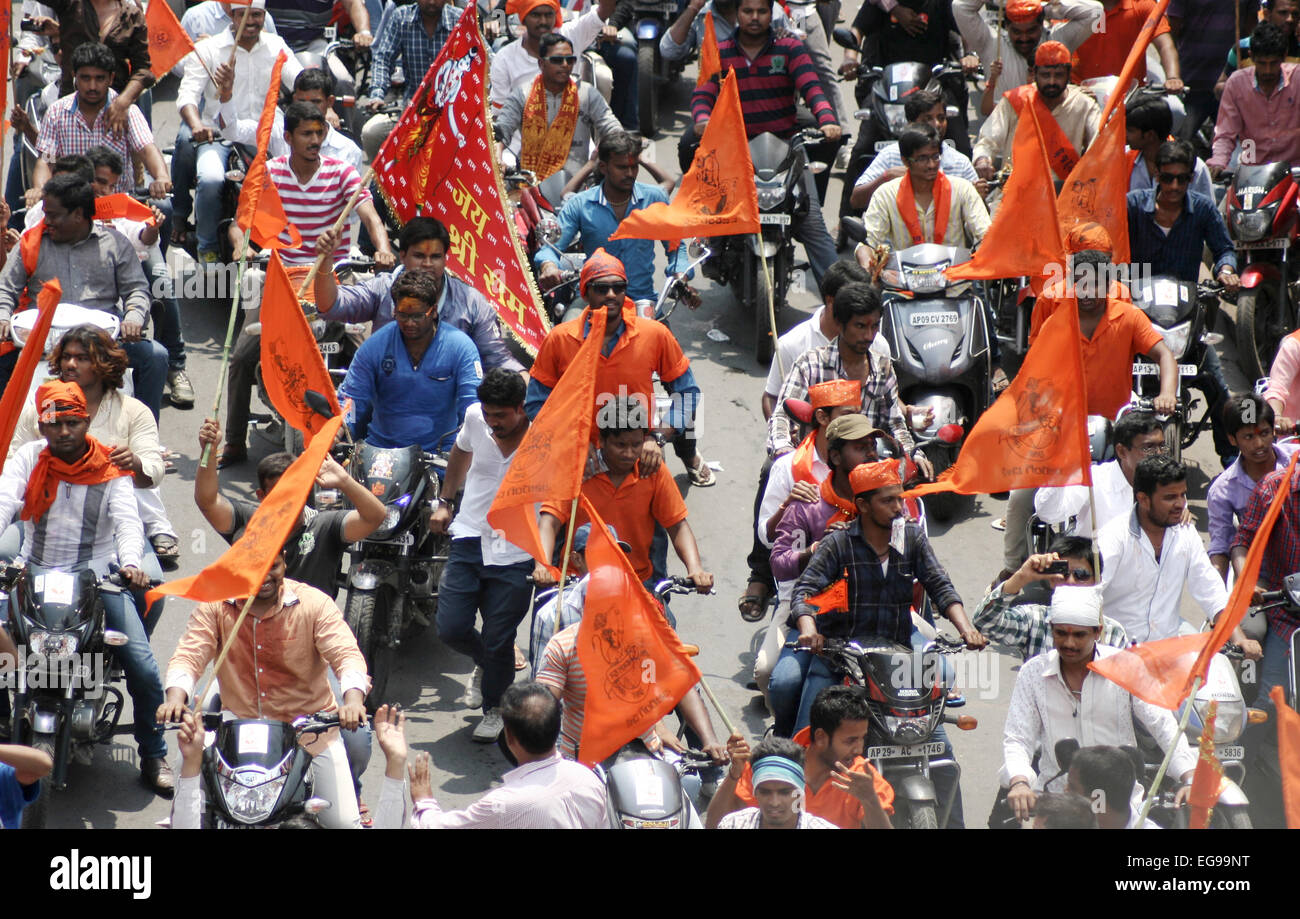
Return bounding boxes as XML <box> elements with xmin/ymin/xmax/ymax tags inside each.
<box><xmin>1057</xmin><ymin>109</ymin><xmax>1130</xmax><ymax>264</ymax></box>
<box><xmin>146</xmin><ymin>414</ymin><xmax>345</xmax><ymax>608</ymax></box>
<box><xmin>235</xmin><ymin>50</ymin><xmax>301</xmax><ymax>249</ymax></box>
<box><xmin>95</xmin><ymin>194</ymin><xmax>157</xmax><ymax>224</ymax></box>
<box><xmin>903</xmin><ymin>301</ymin><xmax>1091</xmax><ymax>497</ymax></box>
<box><xmin>259</xmin><ymin>251</ymin><xmax>341</xmax><ymax>444</ymax></box>
<box><xmin>806</xmin><ymin>578</ymin><xmax>848</xmax><ymax>615</ymax></box>
<box><xmin>486</xmin><ymin>308</ymin><xmax>607</xmax><ymax>574</ymax></box>
<box><xmin>696</xmin><ymin>14</ymin><xmax>720</xmax><ymax>89</ymax></box>
<box><xmin>610</xmin><ymin>70</ymin><xmax>760</xmax><ymax>244</ymax></box>
<box><xmin>0</xmin><ymin>280</ymin><xmax>61</xmax><ymax>477</ymax></box>
<box><xmin>1187</xmin><ymin>699</ymin><xmax>1223</xmax><ymax>829</ymax></box>
<box><xmin>1091</xmin><ymin>451</ymin><xmax>1300</xmax><ymax>709</ymax></box>
<box><xmin>374</xmin><ymin>6</ymin><xmax>550</xmax><ymax>354</ymax></box>
<box><xmin>1098</xmin><ymin>0</ymin><xmax>1171</xmax><ymax>126</ymax></box>
<box><xmin>947</xmin><ymin>101</ymin><xmax>1065</xmax><ymax>282</ymax></box>
<box><xmin>1271</xmin><ymin>687</ymin><xmax>1300</xmax><ymax>829</ymax></box>
<box><xmin>576</xmin><ymin>496</ymin><xmax>702</xmax><ymax>765</ymax></box>
<box><xmin>145</xmin><ymin>0</ymin><xmax>196</xmax><ymax>76</ymax></box>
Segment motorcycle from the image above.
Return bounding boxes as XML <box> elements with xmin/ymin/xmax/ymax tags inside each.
<box><xmin>600</xmin><ymin>740</ymin><xmax>712</xmax><ymax>829</ymax></box>
<box><xmin>789</xmin><ymin>634</ymin><xmax>976</xmax><ymax>828</ymax></box>
<box><xmin>633</xmin><ymin>0</ymin><xmax>690</xmax><ymax>138</ymax></box>
<box><xmin>1223</xmin><ymin>163</ymin><xmax>1300</xmax><ymax>381</ymax></box>
<box><xmin>0</xmin><ymin>566</ymin><xmax>142</xmax><ymax>828</ymax></box>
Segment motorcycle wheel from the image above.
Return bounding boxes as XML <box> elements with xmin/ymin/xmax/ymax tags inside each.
<box><xmin>1212</xmin><ymin>804</ymin><xmax>1253</xmax><ymax>829</ymax></box>
<box><xmin>20</xmin><ymin>733</ymin><xmax>56</xmax><ymax>829</ymax></box>
<box><xmin>749</xmin><ymin>252</ymin><xmax>778</xmax><ymax>366</ymax></box>
<box><xmin>1234</xmin><ymin>285</ymin><xmax>1285</xmax><ymax>383</ymax></box>
<box><xmin>907</xmin><ymin>801</ymin><xmax>939</xmax><ymax>829</ymax></box>
<box><xmin>343</xmin><ymin>587</ymin><xmax>395</xmax><ymax>710</ymax></box>
<box><xmin>637</xmin><ymin>42</ymin><xmax>658</xmax><ymax>138</ymax></box>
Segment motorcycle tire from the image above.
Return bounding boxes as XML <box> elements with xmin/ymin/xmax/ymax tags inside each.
<box><xmin>343</xmin><ymin>587</ymin><xmax>395</xmax><ymax>711</ymax></box>
<box><xmin>637</xmin><ymin>42</ymin><xmax>658</xmax><ymax>139</ymax></box>
<box><xmin>20</xmin><ymin>733</ymin><xmax>56</xmax><ymax>829</ymax></box>
<box><xmin>907</xmin><ymin>801</ymin><xmax>939</xmax><ymax>829</ymax></box>
<box><xmin>1234</xmin><ymin>286</ymin><xmax>1285</xmax><ymax>384</ymax></box>
<box><xmin>745</xmin><ymin>250</ymin><xmax>780</xmax><ymax>366</ymax></box>
<box><xmin>1212</xmin><ymin>804</ymin><xmax>1253</xmax><ymax>830</ymax></box>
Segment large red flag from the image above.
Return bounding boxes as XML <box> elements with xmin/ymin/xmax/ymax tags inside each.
<box><xmin>1271</xmin><ymin>687</ymin><xmax>1300</xmax><ymax>829</ymax></box>
<box><xmin>1057</xmin><ymin>109</ymin><xmax>1130</xmax><ymax>264</ymax></box>
<box><xmin>903</xmin><ymin>301</ymin><xmax>1091</xmax><ymax>497</ymax></box>
<box><xmin>147</xmin><ymin>414</ymin><xmax>345</xmax><ymax>608</ymax></box>
<box><xmin>374</xmin><ymin>7</ymin><xmax>550</xmax><ymax>355</ymax></box>
<box><xmin>145</xmin><ymin>0</ymin><xmax>196</xmax><ymax>76</ymax></box>
<box><xmin>235</xmin><ymin>50</ymin><xmax>301</xmax><ymax>249</ymax></box>
<box><xmin>0</xmin><ymin>280</ymin><xmax>60</xmax><ymax>477</ymax></box>
<box><xmin>576</xmin><ymin>496</ymin><xmax>702</xmax><ymax>765</ymax></box>
<box><xmin>486</xmin><ymin>309</ymin><xmax>606</xmax><ymax>574</ymax></box>
<box><xmin>259</xmin><ymin>251</ymin><xmax>341</xmax><ymax>444</ymax></box>
<box><xmin>610</xmin><ymin>71</ymin><xmax>759</xmax><ymax>245</ymax></box>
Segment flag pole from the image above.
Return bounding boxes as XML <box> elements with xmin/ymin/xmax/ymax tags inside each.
<box><xmin>696</xmin><ymin>672</ymin><xmax>737</xmax><ymax>736</ymax></box>
<box><xmin>191</xmin><ymin>591</ymin><xmax>261</xmax><ymax>713</ymax></box>
<box><xmin>229</xmin><ymin>2</ymin><xmax>254</xmax><ymax>69</ymax></box>
<box><xmin>295</xmin><ymin>165</ymin><xmax>377</xmax><ymax>302</ymax></box>
<box><xmin>1137</xmin><ymin>675</ymin><xmax>1203</xmax><ymax>824</ymax></box>
<box><xmin>995</xmin><ymin>0</ymin><xmax>1004</xmax><ymax>64</ymax></box>
<box><xmin>555</xmin><ymin>497</ymin><xmax>580</xmax><ymax>617</ymax></box>
<box><xmin>1086</xmin><ymin>483</ymin><xmax>1102</xmax><ymax>576</ymax></box>
<box><xmin>200</xmin><ymin>224</ymin><xmax>255</xmax><ymax>467</ymax></box>
<box><xmin>756</xmin><ymin>237</ymin><xmax>785</xmax><ymax>381</ymax></box>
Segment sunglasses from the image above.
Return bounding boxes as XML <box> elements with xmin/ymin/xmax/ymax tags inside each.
<box><xmin>908</xmin><ymin>153</ymin><xmax>942</xmax><ymax>165</ymax></box>
<box><xmin>1063</xmin><ymin>567</ymin><xmax>1094</xmax><ymax>582</ymax></box>
<box><xmin>544</xmin><ymin>54</ymin><xmax>577</xmax><ymax>65</ymax></box>
<box><xmin>1158</xmin><ymin>172</ymin><xmax>1191</xmax><ymax>185</ymax></box>
<box><xmin>589</xmin><ymin>282</ymin><xmax>627</xmax><ymax>296</ymax></box>
<box><xmin>1139</xmin><ymin>442</ymin><xmax>1170</xmax><ymax>456</ymax></box>
<box><xmin>395</xmin><ymin>306</ymin><xmax>435</xmax><ymax>321</ymax></box>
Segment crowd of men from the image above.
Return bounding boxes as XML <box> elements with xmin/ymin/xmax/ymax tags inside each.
<box><xmin>0</xmin><ymin>0</ymin><xmax>1298</xmax><ymax>830</ymax></box>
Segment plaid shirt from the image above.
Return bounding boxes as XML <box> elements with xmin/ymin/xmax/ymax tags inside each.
<box><xmin>767</xmin><ymin>339</ymin><xmax>911</xmax><ymax>455</ymax></box>
<box><xmin>35</xmin><ymin>90</ymin><xmax>153</xmax><ymax>194</ymax></box>
<box><xmin>368</xmin><ymin>1</ymin><xmax>463</xmax><ymax>103</ymax></box>
<box><xmin>1232</xmin><ymin>467</ymin><xmax>1300</xmax><ymax>642</ymax></box>
<box><xmin>971</xmin><ymin>583</ymin><xmax>1131</xmax><ymax>660</ymax></box>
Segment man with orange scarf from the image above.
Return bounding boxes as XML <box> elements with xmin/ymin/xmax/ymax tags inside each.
<box><xmin>0</xmin><ymin>381</ymin><xmax>173</xmax><ymax>795</ymax></box>
<box><xmin>489</xmin><ymin>0</ymin><xmax>616</xmax><ymax>108</ymax></box>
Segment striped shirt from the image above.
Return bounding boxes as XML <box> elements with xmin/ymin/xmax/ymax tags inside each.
<box><xmin>35</xmin><ymin>90</ymin><xmax>153</xmax><ymax>194</ymax></box>
<box><xmin>691</xmin><ymin>31</ymin><xmax>836</xmax><ymax>139</ymax></box>
<box><xmin>717</xmin><ymin>808</ymin><xmax>838</xmax><ymax>828</ymax></box>
<box><xmin>267</xmin><ymin>154</ymin><xmax>370</xmax><ymax>265</ymax></box>
<box><xmin>536</xmin><ymin>623</ymin><xmax>661</xmax><ymax>761</ymax></box>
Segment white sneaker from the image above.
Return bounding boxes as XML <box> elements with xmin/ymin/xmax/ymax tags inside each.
<box><xmin>462</xmin><ymin>666</ymin><xmax>483</xmax><ymax>709</ymax></box>
<box><xmin>472</xmin><ymin>708</ymin><xmax>503</xmax><ymax>743</ymax></box>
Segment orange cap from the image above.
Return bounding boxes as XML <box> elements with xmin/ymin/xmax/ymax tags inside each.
<box><xmin>579</xmin><ymin>247</ymin><xmax>627</xmax><ymax>296</ymax></box>
<box><xmin>808</xmin><ymin>379</ymin><xmax>861</xmax><ymax>410</ymax></box>
<box><xmin>35</xmin><ymin>380</ymin><xmax>89</xmax><ymax>423</ymax></box>
<box><xmin>506</xmin><ymin>0</ymin><xmax>562</xmax><ymax>18</ymax></box>
<box><xmin>849</xmin><ymin>459</ymin><xmax>905</xmax><ymax>495</ymax></box>
<box><xmin>1005</xmin><ymin>0</ymin><xmax>1044</xmax><ymax>23</ymax></box>
<box><xmin>1066</xmin><ymin>221</ymin><xmax>1113</xmax><ymax>254</ymax></box>
<box><xmin>1034</xmin><ymin>40</ymin><xmax>1071</xmax><ymax>68</ymax></box>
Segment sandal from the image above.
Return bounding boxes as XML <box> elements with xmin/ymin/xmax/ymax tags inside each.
<box><xmin>514</xmin><ymin>644</ymin><xmax>528</xmax><ymax>672</ymax></box>
<box><xmin>738</xmin><ymin>584</ymin><xmax>770</xmax><ymax>623</ymax></box>
<box><xmin>990</xmin><ymin>517</ymin><xmax>1006</xmax><ymax>531</ymax></box>
<box><xmin>359</xmin><ymin>800</ymin><xmax>373</xmax><ymax>828</ymax></box>
<box><xmin>688</xmin><ymin>456</ymin><xmax>717</xmax><ymax>487</ymax></box>
<box><xmin>150</xmin><ymin>533</ymin><xmax>181</xmax><ymax>571</ymax></box>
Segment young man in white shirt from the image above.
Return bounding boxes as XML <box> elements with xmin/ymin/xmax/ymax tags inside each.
<box><xmin>489</xmin><ymin>0</ymin><xmax>615</xmax><ymax>109</ymax></box>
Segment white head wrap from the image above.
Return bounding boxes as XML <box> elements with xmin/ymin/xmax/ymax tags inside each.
<box><xmin>1048</xmin><ymin>585</ymin><xmax>1103</xmax><ymax>628</ymax></box>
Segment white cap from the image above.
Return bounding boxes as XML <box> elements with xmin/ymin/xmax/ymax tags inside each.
<box><xmin>1048</xmin><ymin>585</ymin><xmax>1103</xmax><ymax>628</ymax></box>
<box><xmin>229</xmin><ymin>0</ymin><xmax>267</xmax><ymax>10</ymax></box>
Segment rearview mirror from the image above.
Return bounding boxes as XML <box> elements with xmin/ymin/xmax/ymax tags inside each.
<box><xmin>832</xmin><ymin>26</ymin><xmax>856</xmax><ymax>50</ymax></box>
<box><xmin>304</xmin><ymin>389</ymin><xmax>335</xmax><ymax>419</ymax></box>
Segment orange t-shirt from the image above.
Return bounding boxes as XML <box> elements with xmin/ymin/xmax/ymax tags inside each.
<box><xmin>542</xmin><ymin>461</ymin><xmax>689</xmax><ymax>582</ymax></box>
<box><xmin>530</xmin><ymin>300</ymin><xmax>692</xmax><ymax>432</ymax></box>
<box><xmin>1029</xmin><ymin>282</ymin><xmax>1163</xmax><ymax>419</ymax></box>
<box><xmin>1071</xmin><ymin>0</ymin><xmax>1170</xmax><ymax>83</ymax></box>
<box><xmin>734</xmin><ymin>727</ymin><xmax>895</xmax><ymax>829</ymax></box>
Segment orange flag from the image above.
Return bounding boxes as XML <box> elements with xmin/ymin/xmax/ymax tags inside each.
<box><xmin>1187</xmin><ymin>699</ymin><xmax>1223</xmax><ymax>829</ymax></box>
<box><xmin>1271</xmin><ymin>687</ymin><xmax>1300</xmax><ymax>829</ymax></box>
<box><xmin>147</xmin><ymin>414</ymin><xmax>345</xmax><ymax>608</ymax></box>
<box><xmin>576</xmin><ymin>496</ymin><xmax>702</xmax><ymax>765</ymax></box>
<box><xmin>1057</xmin><ymin>108</ymin><xmax>1130</xmax><ymax>264</ymax></box>
<box><xmin>806</xmin><ymin>577</ymin><xmax>848</xmax><ymax>615</ymax></box>
<box><xmin>903</xmin><ymin>301</ymin><xmax>1091</xmax><ymax>497</ymax></box>
<box><xmin>695</xmin><ymin>14</ymin><xmax>720</xmax><ymax>89</ymax></box>
<box><xmin>259</xmin><ymin>251</ymin><xmax>341</xmax><ymax>444</ymax></box>
<box><xmin>95</xmin><ymin>194</ymin><xmax>157</xmax><ymax>224</ymax></box>
<box><xmin>0</xmin><ymin>280</ymin><xmax>60</xmax><ymax>477</ymax></box>
<box><xmin>235</xmin><ymin>51</ymin><xmax>301</xmax><ymax>249</ymax></box>
<box><xmin>1097</xmin><ymin>0</ymin><xmax>1171</xmax><ymax>126</ymax></box>
<box><xmin>145</xmin><ymin>0</ymin><xmax>196</xmax><ymax>76</ymax></box>
<box><xmin>947</xmin><ymin>101</ymin><xmax>1065</xmax><ymax>282</ymax></box>
<box><xmin>609</xmin><ymin>70</ymin><xmax>759</xmax><ymax>244</ymax></box>
<box><xmin>486</xmin><ymin>308</ymin><xmax>607</xmax><ymax>574</ymax></box>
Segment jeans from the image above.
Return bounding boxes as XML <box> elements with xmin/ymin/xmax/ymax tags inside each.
<box><xmin>794</xmin><ymin>169</ymin><xmax>837</xmax><ymax>291</ymax></box>
<box><xmin>597</xmin><ymin>30</ymin><xmax>639</xmax><ymax>129</ymax></box>
<box><xmin>123</xmin><ymin>338</ymin><xmax>169</xmax><ymax>422</ymax></box>
<box><xmin>145</xmin><ymin>250</ymin><xmax>185</xmax><ymax>370</ymax></box>
<box><xmin>102</xmin><ymin>587</ymin><xmax>168</xmax><ymax>760</ymax></box>
<box><xmin>435</xmin><ymin>538</ymin><xmax>535</xmax><ymax>712</ymax></box>
<box><xmin>225</xmin><ymin>328</ymin><xmax>262</xmax><ymax>450</ymax></box>
<box><xmin>172</xmin><ymin>123</ymin><xmax>232</xmax><ymax>252</ymax></box>
<box><xmin>1178</xmin><ymin>89</ymin><xmax>1218</xmax><ymax>144</ymax></box>
<box><xmin>132</xmin><ymin>549</ymin><xmax>166</xmax><ymax>639</ymax></box>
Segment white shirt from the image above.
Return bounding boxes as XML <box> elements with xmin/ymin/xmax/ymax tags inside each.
<box><xmin>1097</xmin><ymin>509</ymin><xmax>1228</xmax><ymax>644</ymax></box>
<box><xmin>717</xmin><ymin>808</ymin><xmax>838</xmax><ymax>829</ymax></box>
<box><xmin>1034</xmin><ymin>460</ymin><xmax>1133</xmax><ymax>537</ymax></box>
<box><xmin>758</xmin><ymin>446</ymin><xmax>830</xmax><ymax>549</ymax></box>
<box><xmin>373</xmin><ymin>750</ymin><xmax>609</xmax><ymax>829</ymax></box>
<box><xmin>447</xmin><ymin>403</ymin><xmax>532</xmax><ymax>566</ymax></box>
<box><xmin>177</xmin><ymin>29</ymin><xmax>303</xmax><ymax>127</ymax></box>
<box><xmin>216</xmin><ymin>100</ymin><xmax>364</xmax><ymax>170</ymax></box>
<box><xmin>175</xmin><ymin>1</ymin><xmax>279</xmax><ymax>76</ymax></box>
<box><xmin>0</xmin><ymin>441</ymin><xmax>145</xmax><ymax>573</ymax></box>
<box><xmin>764</xmin><ymin>306</ymin><xmax>834</xmax><ymax>398</ymax></box>
<box><xmin>488</xmin><ymin>9</ymin><xmax>607</xmax><ymax>107</ymax></box>
<box><xmin>952</xmin><ymin>0</ymin><xmax>1102</xmax><ymax>102</ymax></box>
<box><xmin>1001</xmin><ymin>644</ymin><xmax>1197</xmax><ymax>792</ymax></box>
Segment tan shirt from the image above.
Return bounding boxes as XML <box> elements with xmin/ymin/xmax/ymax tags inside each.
<box><xmin>863</xmin><ymin>174</ymin><xmax>991</xmax><ymax>252</ymax></box>
<box><xmin>8</xmin><ymin>387</ymin><xmax>164</xmax><ymax>486</ymax></box>
<box><xmin>973</xmin><ymin>84</ymin><xmax>1101</xmax><ymax>170</ymax></box>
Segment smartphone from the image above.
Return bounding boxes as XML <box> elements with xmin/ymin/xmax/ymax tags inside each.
<box><xmin>1044</xmin><ymin>560</ymin><xmax>1070</xmax><ymax>577</ymax></box>
<box><xmin>19</xmin><ymin>19</ymin><xmax>40</xmax><ymax>31</ymax></box>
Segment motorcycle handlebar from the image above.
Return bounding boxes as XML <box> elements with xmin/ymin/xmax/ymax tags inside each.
<box><xmin>653</xmin><ymin>576</ymin><xmax>715</xmax><ymax>599</ymax></box>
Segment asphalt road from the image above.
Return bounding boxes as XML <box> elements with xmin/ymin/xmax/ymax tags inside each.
<box><xmin>20</xmin><ymin>15</ymin><xmax>1254</xmax><ymax>829</ymax></box>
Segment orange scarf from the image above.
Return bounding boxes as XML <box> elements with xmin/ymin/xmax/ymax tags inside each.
<box><xmin>0</xmin><ymin>224</ymin><xmax>45</xmax><ymax>358</ymax></box>
<box><xmin>21</xmin><ymin>436</ymin><xmax>131</xmax><ymax>522</ymax></box>
<box><xmin>819</xmin><ymin>474</ymin><xmax>858</xmax><ymax>527</ymax></box>
<box><xmin>791</xmin><ymin>430</ymin><xmax>819</xmax><ymax>483</ymax></box>
<box><xmin>897</xmin><ymin>171</ymin><xmax>951</xmax><ymax>246</ymax></box>
<box><xmin>1007</xmin><ymin>85</ymin><xmax>1079</xmax><ymax>180</ymax></box>
<box><xmin>520</xmin><ymin>76</ymin><xmax>580</xmax><ymax>182</ymax></box>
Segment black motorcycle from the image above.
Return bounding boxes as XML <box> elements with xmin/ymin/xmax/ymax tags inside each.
<box><xmin>601</xmin><ymin>740</ymin><xmax>713</xmax><ymax>829</ymax></box>
<box><xmin>633</xmin><ymin>0</ymin><xmax>690</xmax><ymax>138</ymax></box>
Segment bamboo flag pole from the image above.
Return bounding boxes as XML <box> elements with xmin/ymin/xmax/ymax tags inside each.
<box><xmin>554</xmin><ymin>497</ymin><xmax>580</xmax><ymax>619</ymax></box>
<box><xmin>995</xmin><ymin>0</ymin><xmax>1004</xmax><ymax>64</ymax></box>
<box><xmin>1137</xmin><ymin>676</ymin><xmax>1203</xmax><ymax>824</ymax></box>
<box><xmin>295</xmin><ymin>165</ymin><xmax>377</xmax><ymax>300</ymax></box>
<box><xmin>229</xmin><ymin>2</ymin><xmax>255</xmax><ymax>68</ymax></box>
<box><xmin>756</xmin><ymin>238</ymin><xmax>785</xmax><ymax>382</ymax></box>
<box><xmin>199</xmin><ymin>224</ymin><xmax>254</xmax><ymax>467</ymax></box>
<box><xmin>696</xmin><ymin>672</ymin><xmax>737</xmax><ymax>736</ymax></box>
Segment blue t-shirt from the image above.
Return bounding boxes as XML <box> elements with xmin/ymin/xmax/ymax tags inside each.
<box><xmin>0</xmin><ymin>763</ymin><xmax>40</xmax><ymax>829</ymax></box>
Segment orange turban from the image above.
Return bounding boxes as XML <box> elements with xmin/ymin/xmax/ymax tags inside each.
<box><xmin>579</xmin><ymin>247</ymin><xmax>628</xmax><ymax>296</ymax></box>
<box><xmin>1005</xmin><ymin>0</ymin><xmax>1044</xmax><ymax>22</ymax></box>
<box><xmin>35</xmin><ymin>380</ymin><xmax>89</xmax><ymax>424</ymax></box>
<box><xmin>849</xmin><ymin>459</ymin><xmax>905</xmax><ymax>496</ymax></box>
<box><xmin>1066</xmin><ymin>221</ymin><xmax>1113</xmax><ymax>255</ymax></box>
<box><xmin>1034</xmin><ymin>40</ymin><xmax>1071</xmax><ymax>68</ymax></box>
<box><xmin>808</xmin><ymin>379</ymin><xmax>862</xmax><ymax>410</ymax></box>
<box><xmin>506</xmin><ymin>0</ymin><xmax>562</xmax><ymax>19</ymax></box>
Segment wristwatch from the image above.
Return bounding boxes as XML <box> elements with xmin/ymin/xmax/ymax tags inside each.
<box><xmin>651</xmin><ymin>432</ymin><xmax>667</xmax><ymax>448</ymax></box>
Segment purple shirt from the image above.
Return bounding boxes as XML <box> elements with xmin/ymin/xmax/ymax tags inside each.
<box><xmin>1210</xmin><ymin>63</ymin><xmax>1300</xmax><ymax>170</ymax></box>
<box><xmin>771</xmin><ymin>498</ymin><xmax>842</xmax><ymax>583</ymax></box>
<box><xmin>1167</xmin><ymin>0</ymin><xmax>1260</xmax><ymax>90</ymax></box>
<box><xmin>1207</xmin><ymin>442</ymin><xmax>1300</xmax><ymax>557</ymax></box>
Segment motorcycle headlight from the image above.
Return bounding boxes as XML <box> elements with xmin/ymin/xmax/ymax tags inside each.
<box><xmin>903</xmin><ymin>265</ymin><xmax>948</xmax><ymax>294</ymax></box>
<box><xmin>1233</xmin><ymin>208</ymin><xmax>1272</xmax><ymax>242</ymax></box>
<box><xmin>29</xmin><ymin>630</ymin><xmax>78</xmax><ymax>658</ymax></box>
<box><xmin>1159</xmin><ymin>321</ymin><xmax>1191</xmax><ymax>359</ymax></box>
<box><xmin>883</xmin><ymin>104</ymin><xmax>907</xmax><ymax>136</ymax></box>
<box><xmin>756</xmin><ymin>185</ymin><xmax>784</xmax><ymax>210</ymax></box>
<box><xmin>216</xmin><ymin>762</ymin><xmax>289</xmax><ymax>825</ymax></box>
<box><xmin>883</xmin><ymin>714</ymin><xmax>934</xmax><ymax>745</ymax></box>
<box><xmin>375</xmin><ymin>505</ymin><xmax>402</xmax><ymax>537</ymax></box>
<box><xmin>1195</xmin><ymin>698</ymin><xmax>1245</xmax><ymax>745</ymax></box>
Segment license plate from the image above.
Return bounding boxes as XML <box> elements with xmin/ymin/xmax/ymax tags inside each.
<box><xmin>1132</xmin><ymin>361</ymin><xmax>1197</xmax><ymax>376</ymax></box>
<box><xmin>759</xmin><ymin>213</ymin><xmax>791</xmax><ymax>225</ymax></box>
<box><xmin>910</xmin><ymin>310</ymin><xmax>959</xmax><ymax>326</ymax></box>
<box><xmin>875</xmin><ymin>140</ymin><xmax>893</xmax><ymax>151</ymax></box>
<box><xmin>392</xmin><ymin>531</ymin><xmax>415</xmax><ymax>547</ymax></box>
<box><xmin>867</xmin><ymin>741</ymin><xmax>946</xmax><ymax>760</ymax></box>
<box><xmin>1238</xmin><ymin>238</ymin><xmax>1288</xmax><ymax>250</ymax></box>
<box><xmin>318</xmin><ymin>341</ymin><xmax>341</xmax><ymax>354</ymax></box>
<box><xmin>1218</xmin><ymin>744</ymin><xmax>1244</xmax><ymax>761</ymax></box>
